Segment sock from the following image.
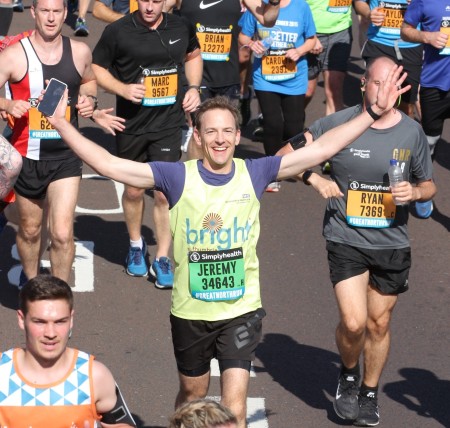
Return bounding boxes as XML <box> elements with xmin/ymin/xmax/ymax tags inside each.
<box><xmin>342</xmin><ymin>362</ymin><xmax>360</xmax><ymax>376</ymax></box>
<box><xmin>130</xmin><ymin>237</ymin><xmax>143</xmax><ymax>249</ymax></box>
<box><xmin>426</xmin><ymin>134</ymin><xmax>440</xmax><ymax>157</ymax></box>
<box><xmin>360</xmin><ymin>383</ymin><xmax>378</xmax><ymax>398</ymax></box>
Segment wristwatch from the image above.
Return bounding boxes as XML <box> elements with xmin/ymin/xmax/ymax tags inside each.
<box><xmin>302</xmin><ymin>169</ymin><xmax>313</xmax><ymax>185</ymax></box>
<box><xmin>86</xmin><ymin>95</ymin><xmax>98</xmax><ymax>111</ymax></box>
<box><xmin>187</xmin><ymin>85</ymin><xmax>201</xmax><ymax>94</ymax></box>
<box><xmin>268</xmin><ymin>0</ymin><xmax>281</xmax><ymax>5</ymax></box>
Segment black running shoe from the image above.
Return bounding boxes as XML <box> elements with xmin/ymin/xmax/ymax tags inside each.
<box><xmin>333</xmin><ymin>372</ymin><xmax>360</xmax><ymax>420</ymax></box>
<box><xmin>354</xmin><ymin>391</ymin><xmax>379</xmax><ymax>426</ymax></box>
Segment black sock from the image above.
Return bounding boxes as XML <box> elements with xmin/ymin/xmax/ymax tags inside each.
<box><xmin>360</xmin><ymin>383</ymin><xmax>378</xmax><ymax>398</ymax></box>
<box><xmin>0</xmin><ymin>6</ymin><xmax>13</xmax><ymax>37</ymax></box>
<box><xmin>341</xmin><ymin>362</ymin><xmax>360</xmax><ymax>376</ymax></box>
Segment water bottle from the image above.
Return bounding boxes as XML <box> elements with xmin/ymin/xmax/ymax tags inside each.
<box><xmin>254</xmin><ymin>36</ymin><xmax>273</xmax><ymax>58</ymax></box>
<box><xmin>388</xmin><ymin>159</ymin><xmax>406</xmax><ymax>205</ymax></box>
<box><xmin>134</xmin><ymin>67</ymin><xmax>148</xmax><ymax>104</ymax></box>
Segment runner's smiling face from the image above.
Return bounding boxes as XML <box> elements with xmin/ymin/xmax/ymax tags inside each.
<box><xmin>137</xmin><ymin>0</ymin><xmax>165</xmax><ymax>27</ymax></box>
<box><xmin>194</xmin><ymin>108</ymin><xmax>241</xmax><ymax>174</ymax></box>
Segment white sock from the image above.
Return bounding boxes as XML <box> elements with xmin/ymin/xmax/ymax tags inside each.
<box><xmin>130</xmin><ymin>237</ymin><xmax>143</xmax><ymax>249</ymax></box>
<box><xmin>426</xmin><ymin>135</ymin><xmax>440</xmax><ymax>156</ymax></box>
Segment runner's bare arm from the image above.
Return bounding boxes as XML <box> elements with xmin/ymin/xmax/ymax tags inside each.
<box><xmin>277</xmin><ymin>65</ymin><xmax>410</xmax><ymax>179</ymax></box>
<box><xmin>0</xmin><ymin>44</ymin><xmax>30</xmax><ymax>117</ymax></box>
<box><xmin>46</xmin><ymin>90</ymin><xmax>155</xmax><ymax>190</ymax></box>
<box><xmin>92</xmin><ymin>360</ymin><xmax>136</xmax><ymax>428</ymax></box>
<box><xmin>0</xmin><ymin>135</ymin><xmax>22</xmax><ymax>199</ymax></box>
<box><xmin>92</xmin><ymin>64</ymin><xmax>146</xmax><ymax>104</ymax></box>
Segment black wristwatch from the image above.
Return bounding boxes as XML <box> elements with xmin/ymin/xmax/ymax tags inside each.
<box><xmin>302</xmin><ymin>169</ymin><xmax>313</xmax><ymax>185</ymax></box>
<box><xmin>86</xmin><ymin>95</ymin><xmax>98</xmax><ymax>111</ymax></box>
<box><xmin>366</xmin><ymin>104</ymin><xmax>382</xmax><ymax>121</ymax></box>
<box><xmin>268</xmin><ymin>0</ymin><xmax>281</xmax><ymax>5</ymax></box>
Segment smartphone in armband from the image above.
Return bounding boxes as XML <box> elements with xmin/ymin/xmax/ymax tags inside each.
<box><xmin>37</xmin><ymin>78</ymin><xmax>67</xmax><ymax>117</ymax></box>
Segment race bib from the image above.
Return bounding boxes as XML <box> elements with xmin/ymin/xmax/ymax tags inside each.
<box><xmin>196</xmin><ymin>25</ymin><xmax>232</xmax><ymax>61</ymax></box>
<box><xmin>379</xmin><ymin>1</ymin><xmax>406</xmax><ymax>35</ymax></box>
<box><xmin>261</xmin><ymin>50</ymin><xmax>297</xmax><ymax>82</ymax></box>
<box><xmin>188</xmin><ymin>248</ymin><xmax>245</xmax><ymax>301</ymax></box>
<box><xmin>346</xmin><ymin>179</ymin><xmax>396</xmax><ymax>228</ymax></box>
<box><xmin>141</xmin><ymin>67</ymin><xmax>178</xmax><ymax>106</ymax></box>
<box><xmin>327</xmin><ymin>0</ymin><xmax>351</xmax><ymax>13</ymax></box>
<box><xmin>440</xmin><ymin>18</ymin><xmax>450</xmax><ymax>55</ymax></box>
<box><xmin>28</xmin><ymin>101</ymin><xmax>70</xmax><ymax>139</ymax></box>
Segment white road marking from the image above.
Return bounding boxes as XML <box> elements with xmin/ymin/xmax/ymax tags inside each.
<box><xmin>76</xmin><ymin>174</ymin><xmax>124</xmax><ymax>214</ymax></box>
<box><xmin>8</xmin><ymin>241</ymin><xmax>95</xmax><ymax>292</ymax></box>
<box><xmin>207</xmin><ymin>396</ymin><xmax>268</xmax><ymax>428</ymax></box>
<box><xmin>210</xmin><ymin>358</ymin><xmax>256</xmax><ymax>377</ymax></box>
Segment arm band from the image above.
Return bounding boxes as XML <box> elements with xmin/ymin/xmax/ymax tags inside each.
<box><xmin>287</xmin><ymin>131</ymin><xmax>308</xmax><ymax>150</ymax></box>
<box><xmin>100</xmin><ymin>384</ymin><xmax>136</xmax><ymax>426</ymax></box>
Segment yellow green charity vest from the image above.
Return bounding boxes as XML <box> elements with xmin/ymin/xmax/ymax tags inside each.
<box><xmin>170</xmin><ymin>159</ymin><xmax>262</xmax><ymax>321</ymax></box>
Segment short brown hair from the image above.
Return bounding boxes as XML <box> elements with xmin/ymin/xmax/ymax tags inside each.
<box><xmin>19</xmin><ymin>275</ymin><xmax>73</xmax><ymax>315</ymax></box>
<box><xmin>194</xmin><ymin>96</ymin><xmax>241</xmax><ymax>132</ymax></box>
<box><xmin>169</xmin><ymin>399</ymin><xmax>237</xmax><ymax>428</ymax></box>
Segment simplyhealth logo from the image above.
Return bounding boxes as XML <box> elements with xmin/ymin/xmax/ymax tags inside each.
<box><xmin>186</xmin><ymin>212</ymin><xmax>252</xmax><ymax>250</ymax></box>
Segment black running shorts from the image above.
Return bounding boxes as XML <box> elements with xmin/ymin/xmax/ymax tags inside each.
<box><xmin>116</xmin><ymin>127</ymin><xmax>181</xmax><ymax>163</ymax></box>
<box><xmin>326</xmin><ymin>240</ymin><xmax>411</xmax><ymax>295</ymax></box>
<box><xmin>170</xmin><ymin>308</ymin><xmax>265</xmax><ymax>377</ymax></box>
<box><xmin>420</xmin><ymin>86</ymin><xmax>450</xmax><ymax>136</ymax></box>
<box><xmin>14</xmin><ymin>156</ymin><xmax>82</xmax><ymax>200</ymax></box>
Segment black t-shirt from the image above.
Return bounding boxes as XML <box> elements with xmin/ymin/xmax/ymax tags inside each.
<box><xmin>178</xmin><ymin>0</ymin><xmax>242</xmax><ymax>88</ymax></box>
<box><xmin>93</xmin><ymin>12</ymin><xmax>200</xmax><ymax>134</ymax></box>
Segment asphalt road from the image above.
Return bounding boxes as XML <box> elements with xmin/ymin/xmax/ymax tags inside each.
<box><xmin>0</xmin><ymin>6</ymin><xmax>449</xmax><ymax>428</ymax></box>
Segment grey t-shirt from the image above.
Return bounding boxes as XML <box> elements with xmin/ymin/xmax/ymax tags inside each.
<box><xmin>309</xmin><ymin>105</ymin><xmax>432</xmax><ymax>249</ymax></box>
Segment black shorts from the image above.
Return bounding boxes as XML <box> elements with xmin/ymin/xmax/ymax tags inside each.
<box><xmin>170</xmin><ymin>308</ymin><xmax>265</xmax><ymax>377</ymax></box>
<box><xmin>186</xmin><ymin>84</ymin><xmax>240</xmax><ymax>125</ymax></box>
<box><xmin>361</xmin><ymin>39</ymin><xmax>423</xmax><ymax>104</ymax></box>
<box><xmin>116</xmin><ymin>127</ymin><xmax>182</xmax><ymax>163</ymax></box>
<box><xmin>420</xmin><ymin>86</ymin><xmax>450</xmax><ymax>136</ymax></box>
<box><xmin>326</xmin><ymin>240</ymin><xmax>411</xmax><ymax>295</ymax></box>
<box><xmin>14</xmin><ymin>156</ymin><xmax>82</xmax><ymax>200</ymax></box>
<box><xmin>200</xmin><ymin>84</ymin><xmax>241</xmax><ymax>104</ymax></box>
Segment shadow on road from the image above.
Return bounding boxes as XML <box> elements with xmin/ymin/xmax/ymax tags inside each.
<box><xmin>74</xmin><ymin>215</ymin><xmax>156</xmax><ymax>267</ymax></box>
<box><xmin>256</xmin><ymin>333</ymin><xmax>354</xmax><ymax>425</ymax></box>
<box><xmin>383</xmin><ymin>368</ymin><xmax>450</xmax><ymax>428</ymax></box>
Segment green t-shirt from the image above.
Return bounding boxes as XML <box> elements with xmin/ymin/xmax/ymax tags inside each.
<box><xmin>306</xmin><ymin>0</ymin><xmax>352</xmax><ymax>33</ymax></box>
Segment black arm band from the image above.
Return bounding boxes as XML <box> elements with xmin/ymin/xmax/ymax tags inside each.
<box><xmin>269</xmin><ymin>0</ymin><xmax>280</xmax><ymax>5</ymax></box>
<box><xmin>366</xmin><ymin>104</ymin><xmax>382</xmax><ymax>121</ymax></box>
<box><xmin>287</xmin><ymin>131</ymin><xmax>307</xmax><ymax>151</ymax></box>
<box><xmin>100</xmin><ymin>384</ymin><xmax>136</xmax><ymax>426</ymax></box>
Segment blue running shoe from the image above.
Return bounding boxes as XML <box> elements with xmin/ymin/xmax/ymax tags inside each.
<box><xmin>125</xmin><ymin>241</ymin><xmax>148</xmax><ymax>277</ymax></box>
<box><xmin>0</xmin><ymin>211</ymin><xmax>7</xmax><ymax>236</ymax></box>
<box><xmin>150</xmin><ymin>257</ymin><xmax>174</xmax><ymax>289</ymax></box>
<box><xmin>74</xmin><ymin>17</ymin><xmax>89</xmax><ymax>36</ymax></box>
<box><xmin>414</xmin><ymin>200</ymin><xmax>433</xmax><ymax>219</ymax></box>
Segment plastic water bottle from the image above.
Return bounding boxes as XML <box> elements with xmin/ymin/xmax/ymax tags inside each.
<box><xmin>388</xmin><ymin>159</ymin><xmax>406</xmax><ymax>205</ymax></box>
<box><xmin>254</xmin><ymin>36</ymin><xmax>273</xmax><ymax>58</ymax></box>
<box><xmin>134</xmin><ymin>67</ymin><xmax>148</xmax><ymax>104</ymax></box>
